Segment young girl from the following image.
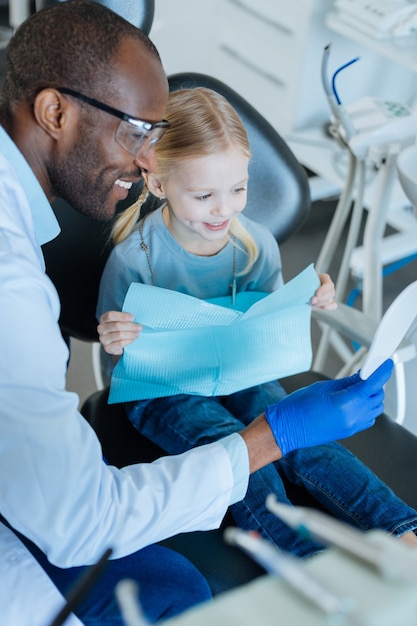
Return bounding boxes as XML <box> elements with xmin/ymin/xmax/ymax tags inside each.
<box><xmin>97</xmin><ymin>88</ymin><xmax>417</xmax><ymax>557</ymax></box>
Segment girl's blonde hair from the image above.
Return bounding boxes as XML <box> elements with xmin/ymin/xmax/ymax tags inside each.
<box><xmin>112</xmin><ymin>87</ymin><xmax>259</xmax><ymax>274</ymax></box>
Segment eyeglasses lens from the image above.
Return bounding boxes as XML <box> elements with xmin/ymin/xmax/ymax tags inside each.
<box><xmin>116</xmin><ymin>120</ymin><xmax>168</xmax><ymax>157</ymax></box>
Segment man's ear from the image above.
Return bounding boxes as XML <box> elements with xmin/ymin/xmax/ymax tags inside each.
<box><xmin>143</xmin><ymin>171</ymin><xmax>166</xmax><ymax>198</ymax></box>
<box><xmin>32</xmin><ymin>88</ymin><xmax>73</xmax><ymax>140</ymax></box>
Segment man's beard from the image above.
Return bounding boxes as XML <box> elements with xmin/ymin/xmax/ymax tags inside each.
<box><xmin>48</xmin><ymin>135</ymin><xmax>116</xmax><ymax>222</ymax></box>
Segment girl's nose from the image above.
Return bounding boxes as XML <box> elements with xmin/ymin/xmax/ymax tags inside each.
<box><xmin>211</xmin><ymin>199</ymin><xmax>229</xmax><ymax>217</ymax></box>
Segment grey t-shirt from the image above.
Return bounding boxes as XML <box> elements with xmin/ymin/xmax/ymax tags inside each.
<box><xmin>97</xmin><ymin>207</ymin><xmax>283</xmax><ymax>318</ymax></box>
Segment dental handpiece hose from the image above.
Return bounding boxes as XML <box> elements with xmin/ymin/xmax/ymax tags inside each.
<box><xmin>224</xmin><ymin>526</ymin><xmax>355</xmax><ymax>618</ymax></box>
<box><xmin>266</xmin><ymin>495</ymin><xmax>417</xmax><ymax>582</ymax></box>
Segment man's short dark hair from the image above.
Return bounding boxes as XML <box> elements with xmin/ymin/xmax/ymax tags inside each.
<box><xmin>0</xmin><ymin>0</ymin><xmax>160</xmax><ymax>112</ymax></box>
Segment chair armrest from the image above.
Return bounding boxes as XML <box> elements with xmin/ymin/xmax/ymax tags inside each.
<box><xmin>313</xmin><ymin>304</ymin><xmax>416</xmax><ymax>366</ymax></box>
<box><xmin>313</xmin><ymin>304</ymin><xmax>376</xmax><ymax>348</ymax></box>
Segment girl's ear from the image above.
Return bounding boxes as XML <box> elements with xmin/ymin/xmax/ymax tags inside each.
<box><xmin>143</xmin><ymin>172</ymin><xmax>166</xmax><ymax>198</ymax></box>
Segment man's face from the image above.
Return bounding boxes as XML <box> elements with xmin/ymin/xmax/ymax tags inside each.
<box><xmin>49</xmin><ymin>39</ymin><xmax>168</xmax><ymax>221</ymax></box>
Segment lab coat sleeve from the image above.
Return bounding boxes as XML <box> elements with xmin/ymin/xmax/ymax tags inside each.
<box><xmin>0</xmin><ymin>239</ymin><xmax>245</xmax><ymax>568</ymax></box>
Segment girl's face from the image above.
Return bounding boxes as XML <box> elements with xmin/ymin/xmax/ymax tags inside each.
<box><xmin>162</xmin><ymin>145</ymin><xmax>249</xmax><ymax>255</ymax></box>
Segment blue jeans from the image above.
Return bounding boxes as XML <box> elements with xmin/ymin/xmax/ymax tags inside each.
<box><xmin>3</xmin><ymin>520</ymin><xmax>211</xmax><ymax>625</ymax></box>
<box><xmin>128</xmin><ymin>381</ymin><xmax>417</xmax><ymax>559</ymax></box>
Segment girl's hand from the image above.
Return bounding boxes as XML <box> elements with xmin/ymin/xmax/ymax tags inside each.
<box><xmin>97</xmin><ymin>311</ymin><xmax>142</xmax><ymax>356</ymax></box>
<box><xmin>310</xmin><ymin>273</ymin><xmax>337</xmax><ymax>311</ymax></box>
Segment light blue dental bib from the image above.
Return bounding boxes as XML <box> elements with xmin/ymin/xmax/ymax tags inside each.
<box><xmin>109</xmin><ymin>264</ymin><xmax>319</xmax><ymax>403</ymax></box>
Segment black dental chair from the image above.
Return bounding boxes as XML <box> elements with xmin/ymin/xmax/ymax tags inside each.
<box><xmin>41</xmin><ymin>0</ymin><xmax>417</xmax><ymax>598</ymax></box>
<box><xmin>34</xmin><ymin>0</ymin><xmax>154</xmax><ymax>34</ymax></box>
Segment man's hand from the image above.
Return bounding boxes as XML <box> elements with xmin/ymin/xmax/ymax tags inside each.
<box><xmin>97</xmin><ymin>311</ymin><xmax>142</xmax><ymax>356</ymax></box>
<box><xmin>264</xmin><ymin>359</ymin><xmax>393</xmax><ymax>456</ymax></box>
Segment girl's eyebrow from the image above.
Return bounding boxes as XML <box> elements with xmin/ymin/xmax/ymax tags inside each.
<box><xmin>186</xmin><ymin>177</ymin><xmax>249</xmax><ymax>192</ymax></box>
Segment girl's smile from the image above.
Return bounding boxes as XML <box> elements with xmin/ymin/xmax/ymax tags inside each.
<box><xmin>202</xmin><ymin>219</ymin><xmax>230</xmax><ymax>232</ymax></box>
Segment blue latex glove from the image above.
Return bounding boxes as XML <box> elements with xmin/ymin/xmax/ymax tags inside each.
<box><xmin>265</xmin><ymin>359</ymin><xmax>393</xmax><ymax>456</ymax></box>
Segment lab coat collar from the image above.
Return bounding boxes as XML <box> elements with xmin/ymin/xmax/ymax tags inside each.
<box><xmin>0</xmin><ymin>125</ymin><xmax>60</xmax><ymax>246</ymax></box>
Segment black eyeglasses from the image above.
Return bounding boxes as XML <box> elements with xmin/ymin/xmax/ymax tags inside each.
<box><xmin>57</xmin><ymin>87</ymin><xmax>170</xmax><ymax>157</ymax></box>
